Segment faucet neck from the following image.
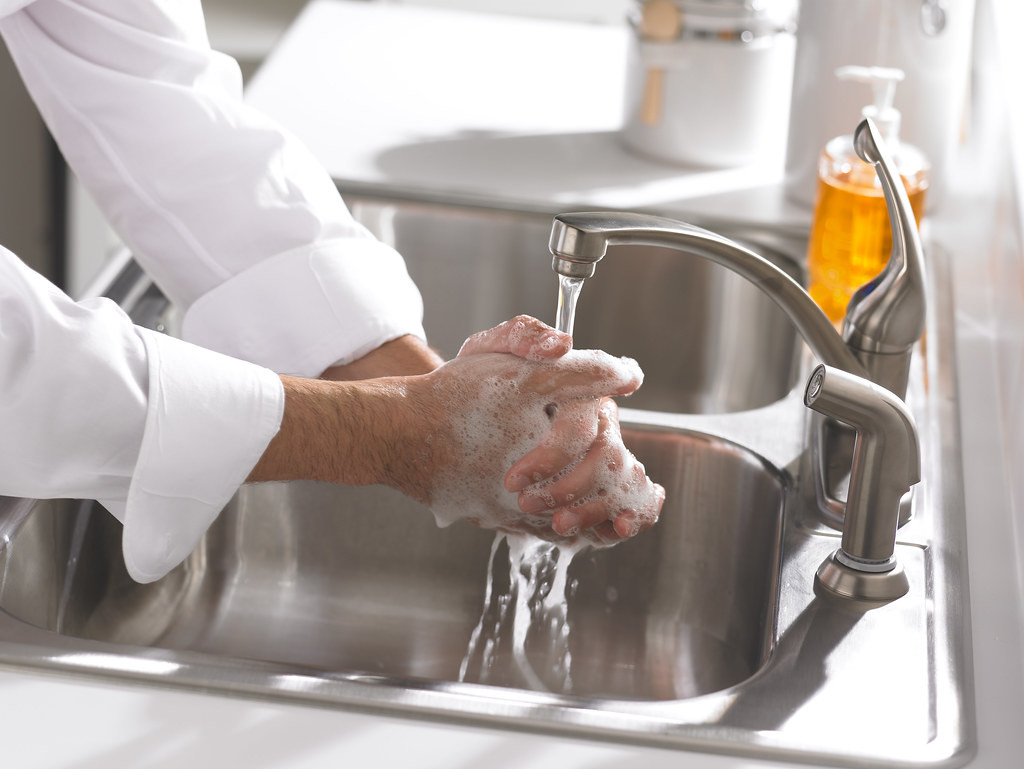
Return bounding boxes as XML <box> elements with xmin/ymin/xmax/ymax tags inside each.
<box><xmin>550</xmin><ymin>212</ymin><xmax>869</xmax><ymax>380</ymax></box>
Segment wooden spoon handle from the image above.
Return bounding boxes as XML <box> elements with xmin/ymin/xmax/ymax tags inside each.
<box><xmin>638</xmin><ymin>0</ymin><xmax>681</xmax><ymax>127</ymax></box>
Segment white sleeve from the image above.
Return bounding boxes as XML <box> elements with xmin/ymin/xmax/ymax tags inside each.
<box><xmin>0</xmin><ymin>0</ymin><xmax>426</xmax><ymax>376</ymax></box>
<box><xmin>0</xmin><ymin>250</ymin><xmax>284</xmax><ymax>583</ymax></box>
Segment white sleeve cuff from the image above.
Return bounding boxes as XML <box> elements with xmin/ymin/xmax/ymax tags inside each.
<box><xmin>120</xmin><ymin>329</ymin><xmax>284</xmax><ymax>584</ymax></box>
<box><xmin>180</xmin><ymin>238</ymin><xmax>427</xmax><ymax>376</ymax></box>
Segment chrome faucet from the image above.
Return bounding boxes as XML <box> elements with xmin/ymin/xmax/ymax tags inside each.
<box><xmin>547</xmin><ymin>118</ymin><xmax>924</xmax><ymax>602</ymax></box>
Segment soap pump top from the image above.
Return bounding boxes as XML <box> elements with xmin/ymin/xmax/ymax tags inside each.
<box><xmin>824</xmin><ymin>64</ymin><xmax>929</xmax><ymax>186</ymax></box>
<box><xmin>836</xmin><ymin>65</ymin><xmax>905</xmax><ymax>145</ymax></box>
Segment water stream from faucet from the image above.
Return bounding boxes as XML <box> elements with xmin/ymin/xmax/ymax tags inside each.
<box><xmin>458</xmin><ymin>273</ymin><xmax>591</xmax><ymax>692</ymax></box>
<box><xmin>555</xmin><ymin>275</ymin><xmax>585</xmax><ymax>336</ymax></box>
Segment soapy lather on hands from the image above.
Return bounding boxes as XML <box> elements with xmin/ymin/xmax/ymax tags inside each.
<box><xmin>413</xmin><ymin>316</ymin><xmax>664</xmax><ymax>546</ymax></box>
<box><xmin>251</xmin><ymin>316</ymin><xmax>665</xmax><ymax>547</ymax></box>
<box><xmin>429</xmin><ymin>318</ymin><xmax>665</xmax><ymax>546</ymax></box>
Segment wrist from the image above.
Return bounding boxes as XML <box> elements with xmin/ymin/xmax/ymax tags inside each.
<box><xmin>247</xmin><ymin>375</ymin><xmax>394</xmax><ymax>488</ymax></box>
<box><xmin>248</xmin><ymin>373</ymin><xmax>445</xmax><ymax>503</ymax></box>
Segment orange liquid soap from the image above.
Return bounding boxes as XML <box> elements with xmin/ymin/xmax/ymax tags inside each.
<box><xmin>807</xmin><ymin>144</ymin><xmax>928</xmax><ymax>324</ymax></box>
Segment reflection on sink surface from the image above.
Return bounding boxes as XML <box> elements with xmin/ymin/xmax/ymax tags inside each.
<box><xmin>0</xmin><ymin>428</ymin><xmax>784</xmax><ymax>702</ymax></box>
<box><xmin>348</xmin><ymin>196</ymin><xmax>804</xmax><ymax>413</ymax></box>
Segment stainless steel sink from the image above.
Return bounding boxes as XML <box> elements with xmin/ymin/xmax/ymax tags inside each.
<box><xmin>0</xmin><ymin>426</ymin><xmax>784</xmax><ymax>701</ymax></box>
<box><xmin>0</xmin><ymin>196</ymin><xmax>973</xmax><ymax>768</ymax></box>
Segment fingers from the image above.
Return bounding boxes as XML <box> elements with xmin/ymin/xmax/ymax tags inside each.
<box><xmin>458</xmin><ymin>315</ymin><xmax>572</xmax><ymax>361</ymax></box>
<box><xmin>519</xmin><ymin>352</ymin><xmax>642</xmax><ymax>401</ymax></box>
<box><xmin>455</xmin><ymin>316</ymin><xmax>641</xmax><ymax>402</ymax></box>
<box><xmin>433</xmin><ymin>321</ymin><xmax>662</xmax><ymax>548</ymax></box>
<box><xmin>550</xmin><ymin>476</ymin><xmax>665</xmax><ymax>544</ymax></box>
<box><xmin>504</xmin><ymin>399</ymin><xmax>601</xmax><ymax>492</ymax></box>
<box><xmin>512</xmin><ymin>398</ymin><xmax>666</xmax><ymax>545</ymax></box>
<box><xmin>516</xmin><ymin>398</ymin><xmax>621</xmax><ymax>502</ymax></box>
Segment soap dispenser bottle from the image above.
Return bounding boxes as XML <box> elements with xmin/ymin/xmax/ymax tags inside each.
<box><xmin>807</xmin><ymin>65</ymin><xmax>930</xmax><ymax>324</ymax></box>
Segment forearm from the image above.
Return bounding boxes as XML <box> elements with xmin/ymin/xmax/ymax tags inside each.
<box><xmin>247</xmin><ymin>373</ymin><xmax>441</xmax><ymax>501</ymax></box>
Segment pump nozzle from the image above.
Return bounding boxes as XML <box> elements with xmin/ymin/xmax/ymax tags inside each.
<box><xmin>836</xmin><ymin>65</ymin><xmax>906</xmax><ymax>143</ymax></box>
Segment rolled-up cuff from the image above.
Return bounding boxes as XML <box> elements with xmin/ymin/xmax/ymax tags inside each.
<box><xmin>121</xmin><ymin>329</ymin><xmax>284</xmax><ymax>583</ymax></box>
<box><xmin>180</xmin><ymin>239</ymin><xmax>427</xmax><ymax>376</ymax></box>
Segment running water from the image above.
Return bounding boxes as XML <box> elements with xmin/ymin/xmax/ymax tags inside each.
<box><xmin>459</xmin><ymin>273</ymin><xmax>591</xmax><ymax>692</ymax></box>
<box><xmin>459</xmin><ymin>534</ymin><xmax>583</xmax><ymax>692</ymax></box>
<box><xmin>555</xmin><ymin>274</ymin><xmax>586</xmax><ymax>336</ymax></box>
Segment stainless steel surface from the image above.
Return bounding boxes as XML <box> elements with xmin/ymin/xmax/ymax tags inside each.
<box><xmin>807</xmin><ymin>118</ymin><xmax>927</xmax><ymax>530</ymax></box>
<box><xmin>0</xmin><ymin>197</ymin><xmax>973</xmax><ymax>767</ymax></box>
<box><xmin>554</xmin><ymin>122</ymin><xmax>927</xmax><ymax>401</ymax></box>
<box><xmin>841</xmin><ymin>118</ymin><xmax>927</xmax><ymax>399</ymax></box>
<box><xmin>354</xmin><ymin>197</ymin><xmax>804</xmax><ymax>414</ymax></box>
<box><xmin>548</xmin><ymin>210</ymin><xmax>869</xmax><ymax>379</ymax></box>
<box><xmin>804</xmin><ymin>365</ymin><xmax>919</xmax><ymax>602</ymax></box>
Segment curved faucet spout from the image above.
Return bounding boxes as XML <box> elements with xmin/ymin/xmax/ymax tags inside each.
<box><xmin>550</xmin><ymin>120</ymin><xmax>926</xmax><ymax>400</ymax></box>
<box><xmin>548</xmin><ymin>211</ymin><xmax>869</xmax><ymax>380</ymax></box>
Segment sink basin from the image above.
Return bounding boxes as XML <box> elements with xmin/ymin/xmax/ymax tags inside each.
<box><xmin>348</xmin><ymin>196</ymin><xmax>804</xmax><ymax>413</ymax></box>
<box><xmin>0</xmin><ymin>427</ymin><xmax>784</xmax><ymax>701</ymax></box>
<box><xmin>0</xmin><ymin>198</ymin><xmax>973</xmax><ymax>768</ymax></box>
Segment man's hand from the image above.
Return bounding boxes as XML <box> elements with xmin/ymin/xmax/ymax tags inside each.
<box><xmin>425</xmin><ymin>316</ymin><xmax>665</xmax><ymax>547</ymax></box>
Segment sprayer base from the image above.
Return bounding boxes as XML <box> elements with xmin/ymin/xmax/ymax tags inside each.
<box><xmin>815</xmin><ymin>550</ymin><xmax>910</xmax><ymax>603</ymax></box>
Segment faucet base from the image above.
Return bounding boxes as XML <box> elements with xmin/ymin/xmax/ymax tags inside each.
<box><xmin>815</xmin><ymin>550</ymin><xmax>910</xmax><ymax>603</ymax></box>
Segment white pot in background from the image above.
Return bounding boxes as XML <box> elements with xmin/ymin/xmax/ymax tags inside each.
<box><xmin>620</xmin><ymin>0</ymin><xmax>798</xmax><ymax>168</ymax></box>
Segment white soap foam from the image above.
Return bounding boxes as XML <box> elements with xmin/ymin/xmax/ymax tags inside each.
<box><xmin>427</xmin><ymin>349</ymin><xmax>652</xmax><ymax>546</ymax></box>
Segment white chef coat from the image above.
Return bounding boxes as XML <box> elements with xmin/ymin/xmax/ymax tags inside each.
<box><xmin>0</xmin><ymin>0</ymin><xmax>427</xmax><ymax>582</ymax></box>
